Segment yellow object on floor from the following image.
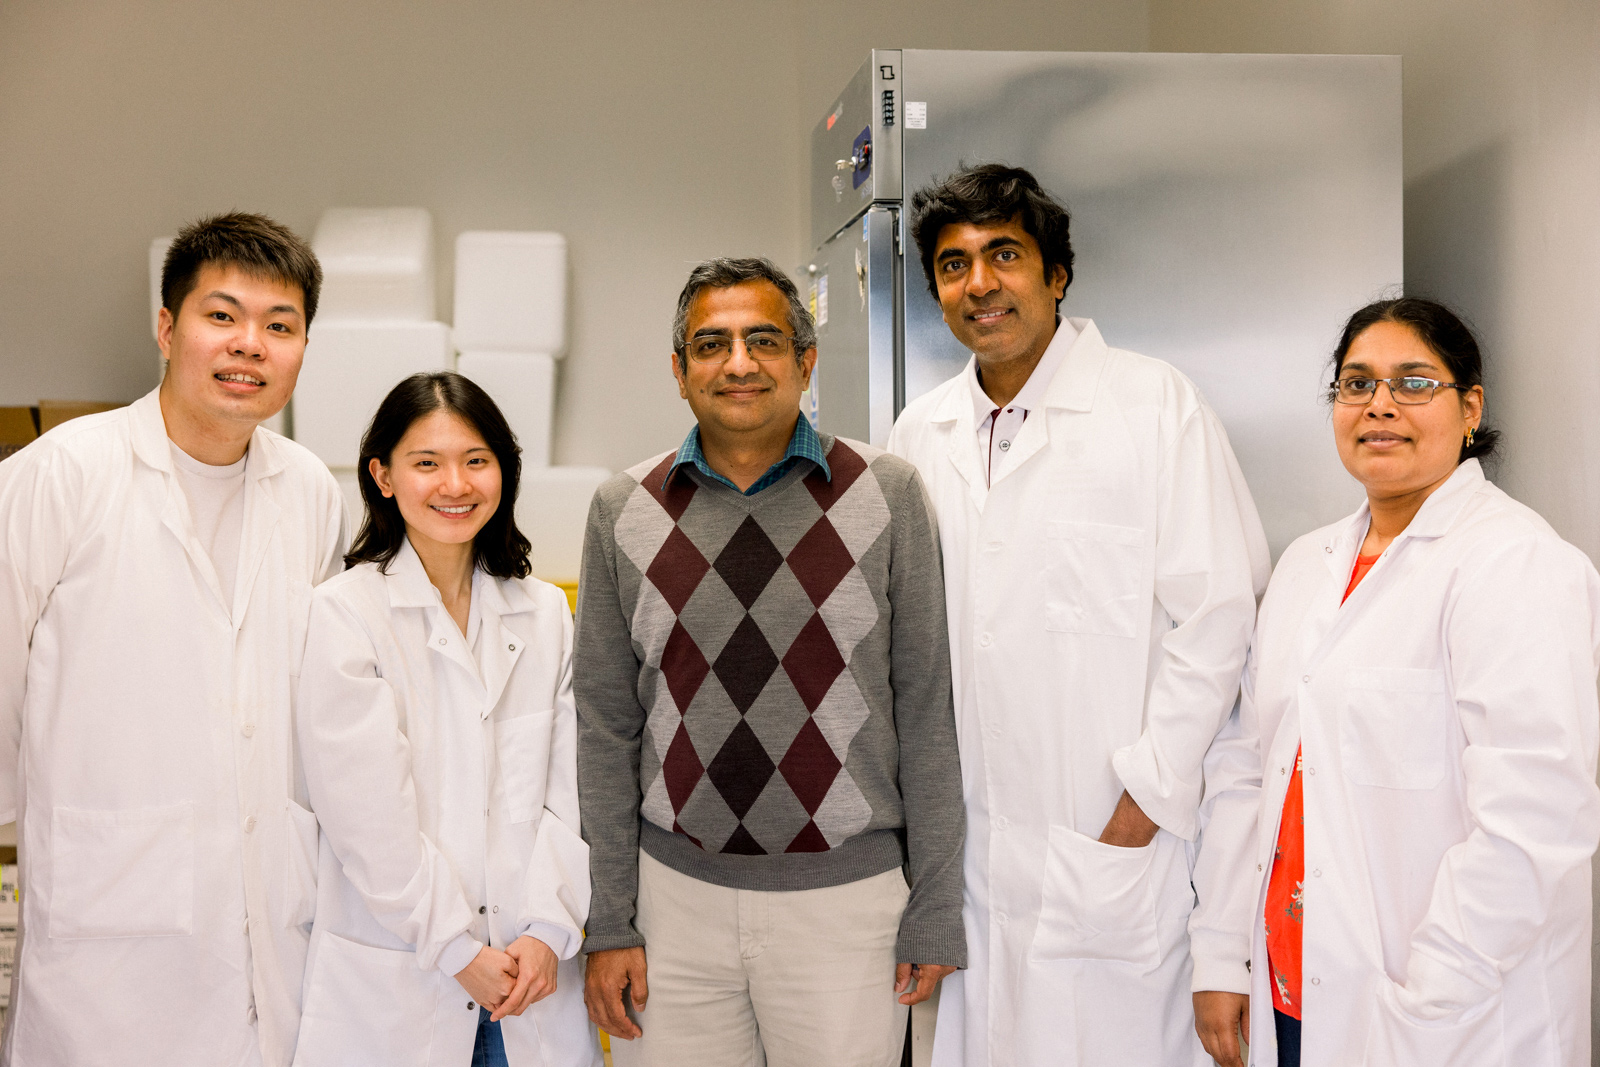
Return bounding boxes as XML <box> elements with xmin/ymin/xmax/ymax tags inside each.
<box><xmin>598</xmin><ymin>1028</ymin><xmax>612</xmax><ymax>1066</ymax></box>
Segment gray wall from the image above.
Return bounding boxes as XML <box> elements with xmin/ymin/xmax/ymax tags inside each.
<box><xmin>0</xmin><ymin>0</ymin><xmax>1144</xmax><ymax>473</ymax></box>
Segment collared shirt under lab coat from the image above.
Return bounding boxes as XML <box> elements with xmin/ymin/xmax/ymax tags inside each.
<box><xmin>887</xmin><ymin>319</ymin><xmax>1269</xmax><ymax>1066</ymax></box>
<box><xmin>0</xmin><ymin>388</ymin><xmax>347</xmax><ymax>1067</ymax></box>
<box><xmin>292</xmin><ymin>540</ymin><xmax>598</xmax><ymax>1067</ymax></box>
<box><xmin>1190</xmin><ymin>459</ymin><xmax>1600</xmax><ymax>1067</ymax></box>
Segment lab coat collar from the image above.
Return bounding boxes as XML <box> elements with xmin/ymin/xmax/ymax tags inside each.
<box><xmin>1319</xmin><ymin>458</ymin><xmax>1487</xmax><ymax>574</ymax></box>
<box><xmin>129</xmin><ymin>386</ymin><xmax>289</xmax><ymax>483</ymax></box>
<box><xmin>927</xmin><ymin>316</ymin><xmax>1106</xmax><ymax>426</ymax></box>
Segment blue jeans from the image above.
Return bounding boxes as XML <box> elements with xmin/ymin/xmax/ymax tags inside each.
<box><xmin>472</xmin><ymin>1007</ymin><xmax>508</xmax><ymax>1067</ymax></box>
<box><xmin>1274</xmin><ymin>1009</ymin><xmax>1301</xmax><ymax>1067</ymax></box>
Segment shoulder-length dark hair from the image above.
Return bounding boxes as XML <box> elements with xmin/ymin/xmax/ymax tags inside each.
<box><xmin>1329</xmin><ymin>296</ymin><xmax>1500</xmax><ymax>465</ymax></box>
<box><xmin>344</xmin><ymin>371</ymin><xmax>531</xmax><ymax>579</ymax></box>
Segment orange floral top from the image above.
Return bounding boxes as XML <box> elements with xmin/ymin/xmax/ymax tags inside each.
<box><xmin>1265</xmin><ymin>551</ymin><xmax>1379</xmax><ymax>1019</ymax></box>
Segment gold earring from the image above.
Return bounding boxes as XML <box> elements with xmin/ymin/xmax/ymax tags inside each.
<box><xmin>1465</xmin><ymin>427</ymin><xmax>1476</xmax><ymax>448</ymax></box>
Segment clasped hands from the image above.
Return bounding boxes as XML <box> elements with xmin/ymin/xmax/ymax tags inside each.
<box><xmin>454</xmin><ymin>935</ymin><xmax>560</xmax><ymax>1022</ymax></box>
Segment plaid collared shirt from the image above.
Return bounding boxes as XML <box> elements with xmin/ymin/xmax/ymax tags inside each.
<box><xmin>665</xmin><ymin>415</ymin><xmax>832</xmax><ymax>495</ymax></box>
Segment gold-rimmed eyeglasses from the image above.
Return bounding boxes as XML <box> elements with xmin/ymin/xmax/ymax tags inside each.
<box><xmin>685</xmin><ymin>331</ymin><xmax>803</xmax><ymax>365</ymax></box>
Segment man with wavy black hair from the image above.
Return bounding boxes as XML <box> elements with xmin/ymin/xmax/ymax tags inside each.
<box><xmin>888</xmin><ymin>165</ymin><xmax>1270</xmax><ymax>1066</ymax></box>
<box><xmin>0</xmin><ymin>212</ymin><xmax>346</xmax><ymax>1066</ymax></box>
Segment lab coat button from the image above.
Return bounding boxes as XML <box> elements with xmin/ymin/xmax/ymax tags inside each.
<box><xmin>979</xmin><ymin>633</ymin><xmax>993</xmax><ymax>647</ymax></box>
<box><xmin>467</xmin><ymin>1001</ymin><xmax>475</xmax><ymax>1010</ymax></box>
<box><xmin>492</xmin><ymin>906</ymin><xmax>499</xmax><ymax>914</ymax></box>
<box><xmin>995</xmin><ymin>817</ymin><xmax>1009</xmax><ymax>832</ymax></box>
<box><xmin>1313</xmin><ymin>869</ymin><xmax>1321</xmax><ymax>877</ymax></box>
<box><xmin>996</xmin><ymin>912</ymin><xmax>1008</xmax><ymax>926</ymax></box>
<box><xmin>479</xmin><ymin>906</ymin><xmax>486</xmax><ymax>914</ymax></box>
<box><xmin>1308</xmin><ymin>767</ymin><xmax>1316</xmax><ymax>775</ymax></box>
<box><xmin>243</xmin><ymin>815</ymin><xmax>256</xmax><ymax>833</ymax></box>
<box><xmin>439</xmin><ymin>638</ymin><xmax>448</xmax><ymax>646</ymax></box>
<box><xmin>1311</xmin><ymin>977</ymin><xmax>1321</xmax><ymax>986</ymax></box>
<box><xmin>998</xmin><ymin>439</ymin><xmax>1011</xmax><ymax>452</ymax></box>
<box><xmin>507</xmin><ymin>643</ymin><xmax>516</xmax><ymax>651</ymax></box>
<box><xmin>241</xmin><ymin>722</ymin><xmax>255</xmax><ymax>738</ymax></box>
<box><xmin>1257</xmin><ymin>864</ymin><xmax>1263</xmax><ymax>872</ymax></box>
<box><xmin>1302</xmin><ymin>675</ymin><xmax>1311</xmax><ymax>683</ymax></box>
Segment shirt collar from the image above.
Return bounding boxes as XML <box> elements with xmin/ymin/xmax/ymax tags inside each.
<box><xmin>664</xmin><ymin>414</ymin><xmax>831</xmax><ymax>494</ymax></box>
<box><xmin>968</xmin><ymin>317</ymin><xmax>1079</xmax><ymax>425</ymax></box>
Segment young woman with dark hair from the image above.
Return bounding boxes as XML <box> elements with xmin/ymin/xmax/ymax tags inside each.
<box><xmin>291</xmin><ymin>372</ymin><xmax>599</xmax><ymax>1067</ymax></box>
<box><xmin>1191</xmin><ymin>299</ymin><xmax>1600</xmax><ymax>1067</ymax></box>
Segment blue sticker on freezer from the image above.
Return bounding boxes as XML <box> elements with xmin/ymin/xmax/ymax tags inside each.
<box><xmin>851</xmin><ymin>127</ymin><xmax>872</xmax><ymax>189</ymax></box>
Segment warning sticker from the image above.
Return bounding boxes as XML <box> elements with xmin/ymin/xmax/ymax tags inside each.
<box><xmin>906</xmin><ymin>101</ymin><xmax>927</xmax><ymax>129</ymax></box>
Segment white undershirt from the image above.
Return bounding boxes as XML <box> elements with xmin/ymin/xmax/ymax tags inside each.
<box><xmin>968</xmin><ymin>317</ymin><xmax>1078</xmax><ymax>485</ymax></box>
<box><xmin>169</xmin><ymin>442</ymin><xmax>248</xmax><ymax>609</ymax></box>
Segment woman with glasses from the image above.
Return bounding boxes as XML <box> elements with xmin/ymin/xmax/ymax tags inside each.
<box><xmin>1190</xmin><ymin>298</ymin><xmax>1600</xmax><ymax>1067</ymax></box>
<box><xmin>291</xmin><ymin>372</ymin><xmax>599</xmax><ymax>1067</ymax></box>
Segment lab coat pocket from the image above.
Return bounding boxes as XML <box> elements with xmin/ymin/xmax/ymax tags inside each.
<box><xmin>1341</xmin><ymin>668</ymin><xmax>1450</xmax><ymax>789</ymax></box>
<box><xmin>1030</xmin><ymin>824</ymin><xmax>1160</xmax><ymax>968</ymax></box>
<box><xmin>282</xmin><ymin>799</ymin><xmax>319</xmax><ymax>929</ymax></box>
<box><xmin>49</xmin><ymin>803</ymin><xmax>194</xmax><ymax>939</ymax></box>
<box><xmin>497</xmin><ymin>710</ymin><xmax>555</xmax><ymax>823</ymax></box>
<box><xmin>1042</xmin><ymin>522</ymin><xmax>1145</xmax><ymax>638</ymax></box>
<box><xmin>1362</xmin><ymin>981</ymin><xmax>1505</xmax><ymax>1067</ymax></box>
<box><xmin>294</xmin><ymin>930</ymin><xmax>437</xmax><ymax>1067</ymax></box>
<box><xmin>287</xmin><ymin>579</ymin><xmax>314</xmax><ymax>677</ymax></box>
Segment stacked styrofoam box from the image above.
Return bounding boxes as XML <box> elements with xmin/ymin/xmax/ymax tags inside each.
<box><xmin>295</xmin><ymin>209</ymin><xmax>452</xmax><ymax>524</ymax></box>
<box><xmin>453</xmin><ymin>232</ymin><xmax>607</xmax><ymax>585</ymax></box>
<box><xmin>148</xmin><ymin>234</ymin><xmax>291</xmax><ymax>436</ymax></box>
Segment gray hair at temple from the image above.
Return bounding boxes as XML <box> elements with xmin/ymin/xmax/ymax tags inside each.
<box><xmin>671</xmin><ymin>257</ymin><xmax>817</xmax><ymax>372</ymax></box>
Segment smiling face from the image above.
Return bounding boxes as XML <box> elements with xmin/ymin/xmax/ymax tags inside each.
<box><xmin>369</xmin><ymin>410</ymin><xmax>502</xmax><ymax>552</ymax></box>
<box><xmin>1333</xmin><ymin>319</ymin><xmax>1484</xmax><ymax>504</ymax></box>
<box><xmin>932</xmin><ymin>215</ymin><xmax>1068</xmax><ymax>370</ymax></box>
<box><xmin>671</xmin><ymin>280</ymin><xmax>817</xmax><ymax>440</ymax></box>
<box><xmin>158</xmin><ymin>263</ymin><xmax>306</xmax><ymax>435</ymax></box>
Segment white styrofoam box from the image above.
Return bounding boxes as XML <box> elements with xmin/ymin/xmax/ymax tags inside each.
<box><xmin>293</xmin><ymin>321</ymin><xmax>453</xmax><ymax>467</ymax></box>
<box><xmin>517</xmin><ymin>465</ymin><xmax>610</xmax><ymax>583</ymax></box>
<box><xmin>453</xmin><ymin>231</ymin><xmax>568</xmax><ymax>356</ymax></box>
<box><xmin>455</xmin><ymin>351</ymin><xmax>555</xmax><ymax>469</ymax></box>
<box><xmin>149</xmin><ymin>236</ymin><xmax>173</xmax><ymax>340</ymax></box>
<box><xmin>312</xmin><ymin>208</ymin><xmax>435</xmax><ymax>322</ymax></box>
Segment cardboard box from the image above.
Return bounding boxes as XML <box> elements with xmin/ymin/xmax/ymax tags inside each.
<box><xmin>37</xmin><ymin>401</ymin><xmax>123</xmax><ymax>433</ymax></box>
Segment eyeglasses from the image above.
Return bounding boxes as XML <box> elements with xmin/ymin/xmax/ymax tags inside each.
<box><xmin>1329</xmin><ymin>376</ymin><xmax>1472</xmax><ymax>405</ymax></box>
<box><xmin>685</xmin><ymin>331</ymin><xmax>802</xmax><ymax>364</ymax></box>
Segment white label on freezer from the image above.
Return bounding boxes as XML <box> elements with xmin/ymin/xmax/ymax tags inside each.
<box><xmin>817</xmin><ymin>274</ymin><xmax>828</xmax><ymax>326</ymax></box>
<box><xmin>906</xmin><ymin>101</ymin><xmax>927</xmax><ymax>129</ymax></box>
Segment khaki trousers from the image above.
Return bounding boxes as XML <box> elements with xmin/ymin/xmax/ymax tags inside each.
<box><xmin>608</xmin><ymin>851</ymin><xmax>911</xmax><ymax>1067</ymax></box>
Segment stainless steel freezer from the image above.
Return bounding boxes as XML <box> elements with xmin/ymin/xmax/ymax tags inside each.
<box><xmin>802</xmin><ymin>49</ymin><xmax>1402</xmax><ymax>556</ymax></box>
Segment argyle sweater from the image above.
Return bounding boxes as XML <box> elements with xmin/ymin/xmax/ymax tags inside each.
<box><xmin>575</xmin><ymin>433</ymin><xmax>966</xmax><ymax>966</ymax></box>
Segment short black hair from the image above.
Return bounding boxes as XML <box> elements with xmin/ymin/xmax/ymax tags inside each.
<box><xmin>345</xmin><ymin>371</ymin><xmax>532</xmax><ymax>579</ymax></box>
<box><xmin>1330</xmin><ymin>296</ymin><xmax>1500</xmax><ymax>465</ymax></box>
<box><xmin>909</xmin><ymin>163</ymin><xmax>1075</xmax><ymax>302</ymax></box>
<box><xmin>162</xmin><ymin>212</ymin><xmax>322</xmax><ymax>325</ymax></box>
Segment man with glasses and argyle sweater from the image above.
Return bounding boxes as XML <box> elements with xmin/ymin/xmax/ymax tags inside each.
<box><xmin>575</xmin><ymin>257</ymin><xmax>966</xmax><ymax>1067</ymax></box>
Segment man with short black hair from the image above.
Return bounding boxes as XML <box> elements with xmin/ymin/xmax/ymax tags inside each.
<box><xmin>575</xmin><ymin>257</ymin><xmax>966</xmax><ymax>1067</ymax></box>
<box><xmin>888</xmin><ymin>164</ymin><xmax>1270</xmax><ymax>1066</ymax></box>
<box><xmin>0</xmin><ymin>213</ymin><xmax>346</xmax><ymax>1066</ymax></box>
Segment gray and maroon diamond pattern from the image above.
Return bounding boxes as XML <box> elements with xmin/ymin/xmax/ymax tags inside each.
<box><xmin>614</xmin><ymin>440</ymin><xmax>890</xmax><ymax>856</ymax></box>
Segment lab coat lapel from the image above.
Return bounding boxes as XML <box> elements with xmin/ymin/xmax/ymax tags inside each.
<box><xmin>476</xmin><ymin>577</ymin><xmax>530</xmax><ymax>719</ymax></box>
<box><xmin>989</xmin><ymin>318</ymin><xmax>1104</xmax><ymax>487</ymax></box>
<box><xmin>384</xmin><ymin>540</ymin><xmax>481</xmax><ymax>686</ymax></box>
<box><xmin>129</xmin><ymin>391</ymin><xmax>230</xmax><ymax>618</ymax></box>
<box><xmin>230</xmin><ymin>427</ymin><xmax>287</xmax><ymax>628</ymax></box>
<box><xmin>932</xmin><ymin>362</ymin><xmax>988</xmax><ymax>512</ymax></box>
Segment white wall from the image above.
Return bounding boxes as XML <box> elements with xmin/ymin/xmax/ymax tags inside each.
<box><xmin>1149</xmin><ymin>0</ymin><xmax>1600</xmax><ymax>564</ymax></box>
<box><xmin>0</xmin><ymin>0</ymin><xmax>1144</xmax><ymax>474</ymax></box>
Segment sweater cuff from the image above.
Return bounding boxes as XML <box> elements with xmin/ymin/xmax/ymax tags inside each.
<box><xmin>581</xmin><ymin>925</ymin><xmax>646</xmax><ymax>955</ymax></box>
<box><xmin>438</xmin><ymin>933</ymin><xmax>483</xmax><ymax>978</ymax></box>
<box><xmin>1188</xmin><ymin>928</ymin><xmax>1251</xmax><ymax>994</ymax></box>
<box><xmin>895</xmin><ymin>917</ymin><xmax>968</xmax><ymax>969</ymax></box>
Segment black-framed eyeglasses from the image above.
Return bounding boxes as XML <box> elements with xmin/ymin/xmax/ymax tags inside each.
<box><xmin>685</xmin><ymin>331</ymin><xmax>802</xmax><ymax>364</ymax></box>
<box><xmin>1329</xmin><ymin>376</ymin><xmax>1472</xmax><ymax>405</ymax></box>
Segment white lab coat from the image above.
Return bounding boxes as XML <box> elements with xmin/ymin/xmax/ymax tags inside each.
<box><xmin>887</xmin><ymin>320</ymin><xmax>1269</xmax><ymax>1066</ymax></box>
<box><xmin>1190</xmin><ymin>459</ymin><xmax>1600</xmax><ymax>1066</ymax></box>
<box><xmin>292</xmin><ymin>539</ymin><xmax>599</xmax><ymax>1067</ymax></box>
<box><xmin>0</xmin><ymin>388</ymin><xmax>347</xmax><ymax>1067</ymax></box>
